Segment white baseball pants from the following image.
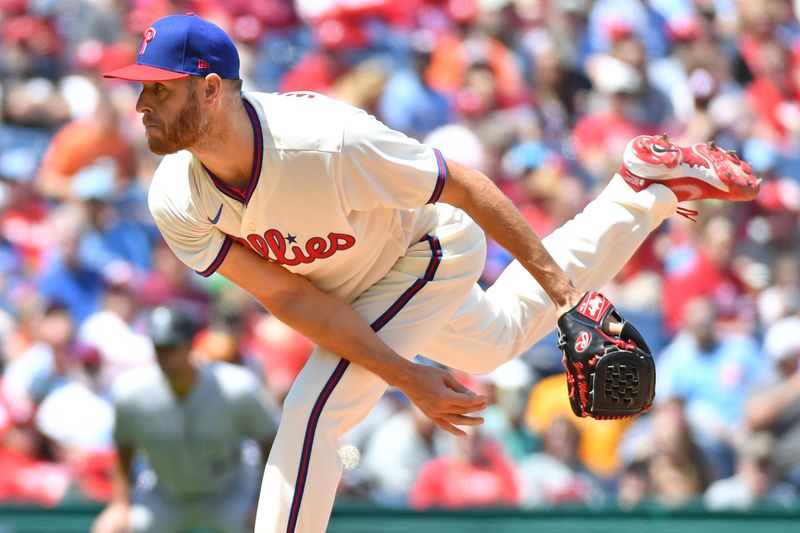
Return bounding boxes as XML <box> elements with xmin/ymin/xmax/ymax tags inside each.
<box><xmin>254</xmin><ymin>176</ymin><xmax>677</xmax><ymax>532</ymax></box>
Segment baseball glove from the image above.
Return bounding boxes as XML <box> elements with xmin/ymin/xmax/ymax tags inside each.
<box><xmin>557</xmin><ymin>291</ymin><xmax>655</xmax><ymax>420</ymax></box>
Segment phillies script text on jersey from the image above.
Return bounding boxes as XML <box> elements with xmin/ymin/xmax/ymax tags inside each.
<box><xmin>234</xmin><ymin>229</ymin><xmax>356</xmax><ymax>266</ymax></box>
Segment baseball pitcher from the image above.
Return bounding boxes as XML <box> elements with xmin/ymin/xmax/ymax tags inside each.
<box><xmin>103</xmin><ymin>14</ymin><xmax>760</xmax><ymax>533</ymax></box>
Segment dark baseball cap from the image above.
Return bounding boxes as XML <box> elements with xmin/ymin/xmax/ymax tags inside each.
<box><xmin>103</xmin><ymin>14</ymin><xmax>239</xmax><ymax>82</ymax></box>
<box><xmin>148</xmin><ymin>306</ymin><xmax>198</xmax><ymax>348</ymax></box>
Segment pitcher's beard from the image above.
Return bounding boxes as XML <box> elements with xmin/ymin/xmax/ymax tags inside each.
<box><xmin>147</xmin><ymin>85</ymin><xmax>208</xmax><ymax>155</ymax></box>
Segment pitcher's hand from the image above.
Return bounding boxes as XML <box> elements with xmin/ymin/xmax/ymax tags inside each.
<box><xmin>398</xmin><ymin>364</ymin><xmax>488</xmax><ymax>436</ymax></box>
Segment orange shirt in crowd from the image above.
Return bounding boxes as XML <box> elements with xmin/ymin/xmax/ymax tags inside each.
<box><xmin>525</xmin><ymin>374</ymin><xmax>631</xmax><ymax>478</ymax></box>
<box><xmin>37</xmin><ymin>118</ymin><xmax>135</xmax><ymax>199</ymax></box>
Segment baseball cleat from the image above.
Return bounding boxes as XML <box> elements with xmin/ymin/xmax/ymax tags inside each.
<box><xmin>620</xmin><ymin>134</ymin><xmax>761</xmax><ymax>202</ymax></box>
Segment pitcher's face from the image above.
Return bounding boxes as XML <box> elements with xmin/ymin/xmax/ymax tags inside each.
<box><xmin>136</xmin><ymin>78</ymin><xmax>207</xmax><ymax>155</ymax></box>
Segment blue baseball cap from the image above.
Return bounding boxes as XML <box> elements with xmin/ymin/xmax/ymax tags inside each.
<box><xmin>103</xmin><ymin>14</ymin><xmax>239</xmax><ymax>82</ymax></box>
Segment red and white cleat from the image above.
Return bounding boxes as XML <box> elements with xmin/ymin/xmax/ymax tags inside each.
<box><xmin>620</xmin><ymin>134</ymin><xmax>761</xmax><ymax>202</ymax></box>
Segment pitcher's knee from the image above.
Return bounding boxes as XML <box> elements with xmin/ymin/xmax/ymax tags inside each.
<box><xmin>280</xmin><ymin>386</ymin><xmax>314</xmax><ymax>425</ymax></box>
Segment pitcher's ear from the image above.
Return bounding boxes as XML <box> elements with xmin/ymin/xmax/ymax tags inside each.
<box><xmin>201</xmin><ymin>73</ymin><xmax>222</xmax><ymax>101</ymax></box>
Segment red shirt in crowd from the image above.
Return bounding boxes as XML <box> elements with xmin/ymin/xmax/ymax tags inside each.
<box><xmin>409</xmin><ymin>438</ymin><xmax>520</xmax><ymax>509</ymax></box>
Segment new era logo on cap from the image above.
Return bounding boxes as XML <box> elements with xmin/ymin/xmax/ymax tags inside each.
<box><xmin>103</xmin><ymin>14</ymin><xmax>240</xmax><ymax>82</ymax></box>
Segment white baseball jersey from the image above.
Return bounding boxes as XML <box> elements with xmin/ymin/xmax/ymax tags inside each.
<box><xmin>148</xmin><ymin>91</ymin><xmax>447</xmax><ymax>303</ymax></box>
<box><xmin>112</xmin><ymin>362</ymin><xmax>276</xmax><ymax>499</ymax></box>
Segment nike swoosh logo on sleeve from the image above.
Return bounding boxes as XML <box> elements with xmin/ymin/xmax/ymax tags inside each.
<box><xmin>208</xmin><ymin>204</ymin><xmax>223</xmax><ymax>224</ymax></box>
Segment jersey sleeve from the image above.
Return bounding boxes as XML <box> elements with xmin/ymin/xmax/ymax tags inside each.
<box><xmin>339</xmin><ymin>110</ymin><xmax>447</xmax><ymax>210</ymax></box>
<box><xmin>148</xmin><ymin>160</ymin><xmax>233</xmax><ymax>277</ymax></box>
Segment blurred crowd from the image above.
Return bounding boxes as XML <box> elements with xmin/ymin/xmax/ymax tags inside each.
<box><xmin>1</xmin><ymin>0</ymin><xmax>800</xmax><ymax>517</ymax></box>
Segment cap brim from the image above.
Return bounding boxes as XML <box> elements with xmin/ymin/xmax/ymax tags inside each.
<box><xmin>103</xmin><ymin>63</ymin><xmax>189</xmax><ymax>81</ymax></box>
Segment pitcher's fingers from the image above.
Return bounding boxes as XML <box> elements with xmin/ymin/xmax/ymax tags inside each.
<box><xmin>444</xmin><ymin>414</ymin><xmax>485</xmax><ymax>426</ymax></box>
<box><xmin>443</xmin><ymin>373</ymin><xmax>473</xmax><ymax>394</ymax></box>
<box><xmin>446</xmin><ymin>392</ymin><xmax>488</xmax><ymax>411</ymax></box>
<box><xmin>435</xmin><ymin>417</ymin><xmax>467</xmax><ymax>437</ymax></box>
<box><xmin>441</xmin><ymin>400</ymin><xmax>487</xmax><ymax>415</ymax></box>
<box><xmin>605</xmin><ymin>320</ymin><xmax>623</xmax><ymax>335</ymax></box>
